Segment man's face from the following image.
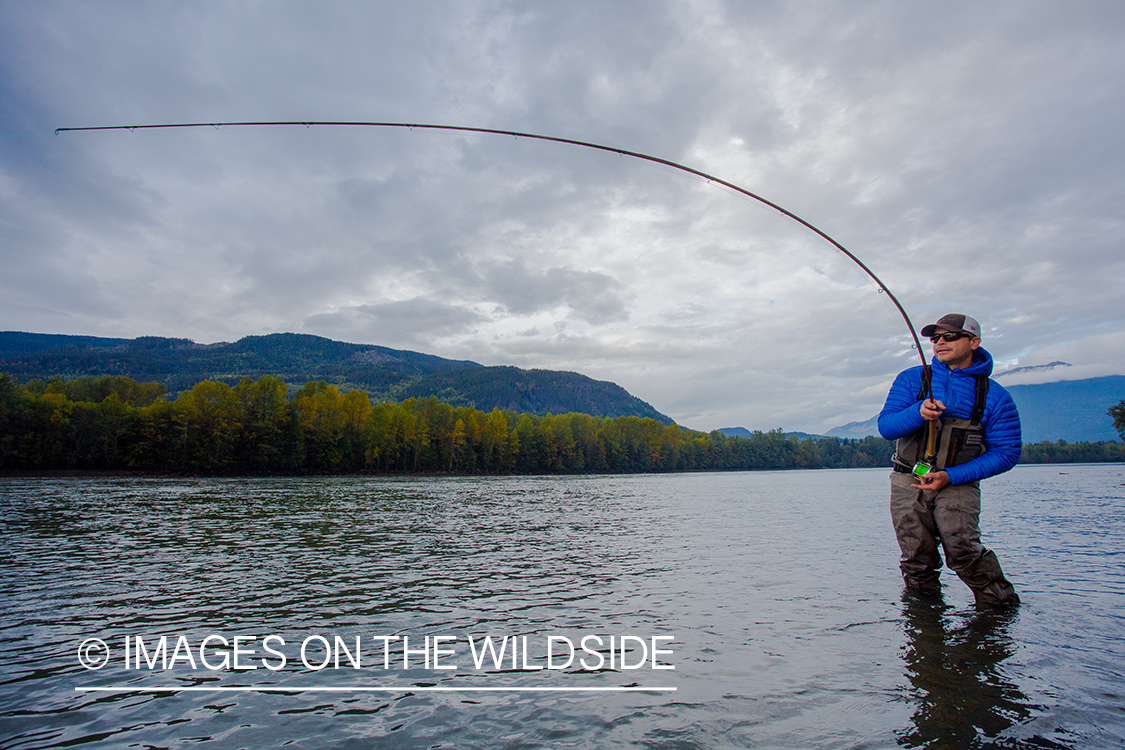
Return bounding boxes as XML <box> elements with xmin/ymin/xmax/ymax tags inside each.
<box><xmin>932</xmin><ymin>327</ymin><xmax>980</xmax><ymax>369</ymax></box>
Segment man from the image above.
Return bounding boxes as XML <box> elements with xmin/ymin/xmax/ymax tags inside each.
<box><xmin>878</xmin><ymin>313</ymin><xmax>1021</xmax><ymax>606</ymax></box>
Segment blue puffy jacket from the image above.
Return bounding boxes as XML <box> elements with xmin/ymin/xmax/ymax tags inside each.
<box><xmin>878</xmin><ymin>346</ymin><xmax>1021</xmax><ymax>485</ymax></box>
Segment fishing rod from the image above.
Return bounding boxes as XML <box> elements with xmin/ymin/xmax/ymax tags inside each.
<box><xmin>55</xmin><ymin>120</ymin><xmax>936</xmax><ymax>452</ymax></box>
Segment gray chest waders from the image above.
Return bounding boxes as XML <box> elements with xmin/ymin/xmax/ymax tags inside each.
<box><xmin>892</xmin><ymin>375</ymin><xmax>990</xmax><ymax>477</ymax></box>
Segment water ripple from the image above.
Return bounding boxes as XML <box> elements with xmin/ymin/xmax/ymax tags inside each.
<box><xmin>2</xmin><ymin>466</ymin><xmax>1122</xmax><ymax>748</ymax></box>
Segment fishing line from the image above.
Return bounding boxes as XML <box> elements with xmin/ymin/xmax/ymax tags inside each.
<box><xmin>54</xmin><ymin>119</ymin><xmax>931</xmax><ymax>393</ymax></box>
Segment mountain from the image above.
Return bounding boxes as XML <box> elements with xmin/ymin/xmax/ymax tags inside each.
<box><xmin>0</xmin><ymin>332</ymin><xmax>133</xmax><ymax>356</ymax></box>
<box><xmin>0</xmin><ymin>331</ymin><xmax>476</xmax><ymax>395</ymax></box>
<box><xmin>400</xmin><ymin>365</ymin><xmax>672</xmax><ymax>422</ymax></box>
<box><xmin>824</xmin><ymin>375</ymin><xmax>1125</xmax><ymax>443</ymax></box>
<box><xmin>717</xmin><ymin>427</ymin><xmax>753</xmax><ymax>438</ymax></box>
<box><xmin>717</xmin><ymin>427</ymin><xmax>833</xmax><ymax>441</ymax></box>
<box><xmin>0</xmin><ymin>331</ymin><xmax>672</xmax><ymax>423</ymax></box>
<box><xmin>994</xmin><ymin>361</ymin><xmax>1072</xmax><ymax>379</ymax></box>
<box><xmin>1006</xmin><ymin>376</ymin><xmax>1123</xmax><ymax>443</ymax></box>
<box><xmin>825</xmin><ymin>416</ymin><xmax>881</xmax><ymax>440</ymax></box>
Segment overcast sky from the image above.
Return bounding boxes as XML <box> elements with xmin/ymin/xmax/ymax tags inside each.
<box><xmin>2</xmin><ymin>1</ymin><xmax>1123</xmax><ymax>432</ymax></box>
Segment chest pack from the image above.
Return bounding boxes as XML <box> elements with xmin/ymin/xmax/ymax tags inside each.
<box><xmin>892</xmin><ymin>374</ymin><xmax>990</xmax><ymax>472</ymax></box>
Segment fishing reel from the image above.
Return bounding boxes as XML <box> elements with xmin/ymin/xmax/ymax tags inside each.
<box><xmin>913</xmin><ymin>402</ymin><xmax>940</xmax><ymax>480</ymax></box>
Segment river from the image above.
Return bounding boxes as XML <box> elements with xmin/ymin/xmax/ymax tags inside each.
<box><xmin>1</xmin><ymin>464</ymin><xmax>1122</xmax><ymax>748</ymax></box>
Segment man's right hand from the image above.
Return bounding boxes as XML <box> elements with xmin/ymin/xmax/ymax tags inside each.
<box><xmin>920</xmin><ymin>399</ymin><xmax>945</xmax><ymax>421</ymax></box>
<box><xmin>911</xmin><ymin>469</ymin><xmax>951</xmax><ymax>491</ymax></box>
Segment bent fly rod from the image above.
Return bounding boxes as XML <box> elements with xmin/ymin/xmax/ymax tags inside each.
<box><xmin>56</xmin><ymin>120</ymin><xmax>937</xmax><ymax>451</ymax></box>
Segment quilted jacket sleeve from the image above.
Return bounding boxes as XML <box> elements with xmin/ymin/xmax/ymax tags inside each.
<box><xmin>878</xmin><ymin>368</ymin><xmax>926</xmax><ymax>440</ymax></box>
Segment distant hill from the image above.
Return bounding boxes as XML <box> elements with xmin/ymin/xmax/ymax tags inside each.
<box><xmin>1006</xmin><ymin>376</ymin><xmax>1124</xmax><ymax>443</ymax></box>
<box><xmin>400</xmin><ymin>365</ymin><xmax>672</xmax><ymax>421</ymax></box>
<box><xmin>824</xmin><ymin>375</ymin><xmax>1124</xmax><ymax>443</ymax></box>
<box><xmin>826</xmin><ymin>416</ymin><xmax>880</xmax><ymax>440</ymax></box>
<box><xmin>717</xmin><ymin>427</ymin><xmax>753</xmax><ymax>438</ymax></box>
<box><xmin>0</xmin><ymin>331</ymin><xmax>132</xmax><ymax>356</ymax></box>
<box><xmin>0</xmin><ymin>331</ymin><xmax>672</xmax><ymax>423</ymax></box>
<box><xmin>718</xmin><ymin>427</ymin><xmax>832</xmax><ymax>442</ymax></box>
<box><xmin>994</xmin><ymin>361</ymin><xmax>1072</xmax><ymax>379</ymax></box>
<box><xmin>0</xmin><ymin>331</ymin><xmax>476</xmax><ymax>395</ymax></box>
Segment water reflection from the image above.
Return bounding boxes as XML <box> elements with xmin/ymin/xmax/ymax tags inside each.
<box><xmin>898</xmin><ymin>594</ymin><xmax>1065</xmax><ymax>749</ymax></box>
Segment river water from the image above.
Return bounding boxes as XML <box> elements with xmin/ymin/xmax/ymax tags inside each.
<box><xmin>1</xmin><ymin>464</ymin><xmax>1122</xmax><ymax>749</ymax></box>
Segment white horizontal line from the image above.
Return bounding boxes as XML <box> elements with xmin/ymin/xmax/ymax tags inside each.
<box><xmin>76</xmin><ymin>685</ymin><xmax>676</xmax><ymax>693</ymax></box>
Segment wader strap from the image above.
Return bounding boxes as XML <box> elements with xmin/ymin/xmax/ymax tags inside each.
<box><xmin>915</xmin><ymin>371</ymin><xmax>988</xmax><ymax>420</ymax></box>
<box><xmin>970</xmin><ymin>375</ymin><xmax>990</xmax><ymax>425</ymax></box>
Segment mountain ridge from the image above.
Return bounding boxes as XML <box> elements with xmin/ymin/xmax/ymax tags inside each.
<box><xmin>0</xmin><ymin>331</ymin><xmax>673</xmax><ymax>423</ymax></box>
<box><xmin>994</xmin><ymin>361</ymin><xmax>1072</xmax><ymax>379</ymax></box>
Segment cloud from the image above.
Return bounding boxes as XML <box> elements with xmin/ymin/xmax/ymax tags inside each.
<box><xmin>993</xmin><ymin>331</ymin><xmax>1125</xmax><ymax>385</ymax></box>
<box><xmin>304</xmin><ymin>299</ymin><xmax>485</xmax><ymax>349</ymax></box>
<box><xmin>479</xmin><ymin>260</ymin><xmax>629</xmax><ymax>324</ymax></box>
<box><xmin>2</xmin><ymin>0</ymin><xmax>1123</xmax><ymax>432</ymax></box>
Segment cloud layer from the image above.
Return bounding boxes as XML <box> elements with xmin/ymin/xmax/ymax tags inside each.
<box><xmin>2</xmin><ymin>1</ymin><xmax>1123</xmax><ymax>432</ymax></box>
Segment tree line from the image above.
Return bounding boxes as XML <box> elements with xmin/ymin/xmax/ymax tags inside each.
<box><xmin>3</xmin><ymin>374</ymin><xmax>1120</xmax><ymax>475</ymax></box>
<box><xmin>1019</xmin><ymin>439</ymin><xmax>1125</xmax><ymax>464</ymax></box>
<box><xmin>0</xmin><ymin>374</ymin><xmax>894</xmax><ymax>475</ymax></box>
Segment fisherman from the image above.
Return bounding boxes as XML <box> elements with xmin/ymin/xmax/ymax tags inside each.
<box><xmin>878</xmin><ymin>313</ymin><xmax>1021</xmax><ymax>606</ymax></box>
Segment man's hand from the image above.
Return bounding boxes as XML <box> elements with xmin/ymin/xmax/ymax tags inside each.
<box><xmin>920</xmin><ymin>398</ymin><xmax>945</xmax><ymax>422</ymax></box>
<box><xmin>911</xmin><ymin>470</ymin><xmax>951</xmax><ymax>491</ymax></box>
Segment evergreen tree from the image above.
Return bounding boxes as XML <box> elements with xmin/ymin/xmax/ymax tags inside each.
<box><xmin>1109</xmin><ymin>400</ymin><xmax>1125</xmax><ymax>441</ymax></box>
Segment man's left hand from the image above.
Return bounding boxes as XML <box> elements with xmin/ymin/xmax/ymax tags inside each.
<box><xmin>911</xmin><ymin>470</ymin><xmax>951</xmax><ymax>491</ymax></box>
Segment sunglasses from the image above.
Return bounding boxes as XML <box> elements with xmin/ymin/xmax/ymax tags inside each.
<box><xmin>929</xmin><ymin>331</ymin><xmax>973</xmax><ymax>343</ymax></box>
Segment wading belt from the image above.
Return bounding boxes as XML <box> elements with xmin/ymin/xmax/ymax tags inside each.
<box><xmin>892</xmin><ymin>375</ymin><xmax>990</xmax><ymax>474</ymax></box>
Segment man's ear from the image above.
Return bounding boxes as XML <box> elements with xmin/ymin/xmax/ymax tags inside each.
<box><xmin>970</xmin><ymin>337</ymin><xmax>981</xmax><ymax>350</ymax></box>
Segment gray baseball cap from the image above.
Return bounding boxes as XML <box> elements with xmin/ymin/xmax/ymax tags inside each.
<box><xmin>920</xmin><ymin>313</ymin><xmax>981</xmax><ymax>338</ymax></box>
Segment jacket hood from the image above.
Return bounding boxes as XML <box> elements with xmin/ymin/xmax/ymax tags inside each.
<box><xmin>931</xmin><ymin>345</ymin><xmax>994</xmax><ymax>378</ymax></box>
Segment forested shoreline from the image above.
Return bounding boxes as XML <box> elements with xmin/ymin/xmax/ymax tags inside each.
<box><xmin>1</xmin><ymin>374</ymin><xmax>1120</xmax><ymax>475</ymax></box>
